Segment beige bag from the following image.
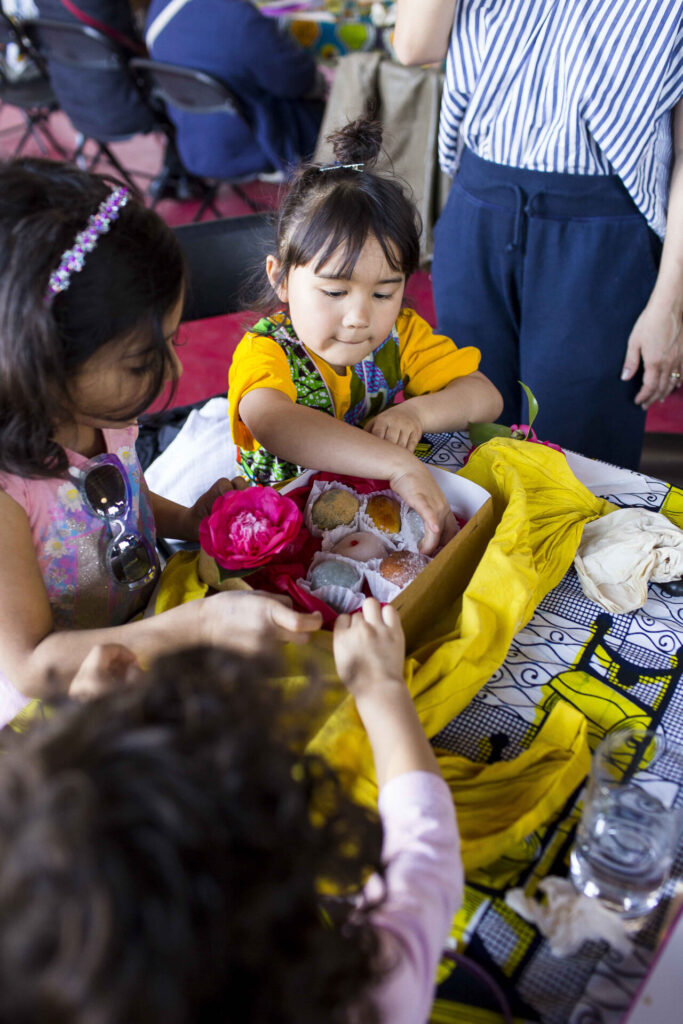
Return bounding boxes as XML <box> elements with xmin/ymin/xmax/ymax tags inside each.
<box><xmin>314</xmin><ymin>52</ymin><xmax>451</xmax><ymax>265</ymax></box>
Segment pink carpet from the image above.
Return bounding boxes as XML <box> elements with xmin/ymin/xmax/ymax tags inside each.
<box><xmin>2</xmin><ymin>105</ymin><xmax>681</xmax><ymax>432</ymax></box>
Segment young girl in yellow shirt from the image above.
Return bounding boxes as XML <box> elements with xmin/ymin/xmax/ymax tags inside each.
<box><xmin>229</xmin><ymin>119</ymin><xmax>503</xmax><ymax>553</ymax></box>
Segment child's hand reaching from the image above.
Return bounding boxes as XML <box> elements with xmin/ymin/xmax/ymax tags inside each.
<box><xmin>334</xmin><ymin>599</ymin><xmax>406</xmax><ymax>697</ymax></box>
<box><xmin>189</xmin><ymin>475</ymin><xmax>250</xmax><ymax>531</ymax></box>
<box><xmin>364</xmin><ymin>403</ymin><xmax>424</xmax><ymax>453</ymax></box>
<box><xmin>389</xmin><ymin>460</ymin><xmax>458</xmax><ymax>555</ymax></box>
<box><xmin>333</xmin><ymin>600</ymin><xmax>440</xmax><ymax>786</ymax></box>
<box><xmin>152</xmin><ymin>476</ymin><xmax>250</xmax><ymax>543</ymax></box>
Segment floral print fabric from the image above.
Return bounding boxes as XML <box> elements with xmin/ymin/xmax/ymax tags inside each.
<box><xmin>0</xmin><ymin>426</ymin><xmax>157</xmax><ymax>631</ymax></box>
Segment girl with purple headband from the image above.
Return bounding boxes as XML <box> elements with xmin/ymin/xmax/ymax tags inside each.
<box><xmin>0</xmin><ymin>159</ymin><xmax>321</xmax><ymax>727</ymax></box>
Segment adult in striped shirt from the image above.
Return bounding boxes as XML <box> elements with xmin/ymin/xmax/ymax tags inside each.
<box><xmin>395</xmin><ymin>1</ymin><xmax>683</xmax><ymax>469</ymax></box>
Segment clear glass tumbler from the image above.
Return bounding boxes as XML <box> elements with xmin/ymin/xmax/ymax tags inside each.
<box><xmin>570</xmin><ymin>727</ymin><xmax>683</xmax><ymax>918</ymax></box>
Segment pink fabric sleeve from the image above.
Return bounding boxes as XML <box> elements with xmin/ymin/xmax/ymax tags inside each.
<box><xmin>364</xmin><ymin>771</ymin><xmax>463</xmax><ymax>1024</ymax></box>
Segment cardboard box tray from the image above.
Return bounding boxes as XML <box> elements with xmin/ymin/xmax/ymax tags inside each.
<box><xmin>281</xmin><ymin>466</ymin><xmax>494</xmax><ymax>652</ymax></box>
<box><xmin>199</xmin><ymin>466</ymin><xmax>494</xmax><ymax>651</ymax></box>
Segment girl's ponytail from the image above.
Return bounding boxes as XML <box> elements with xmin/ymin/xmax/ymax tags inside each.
<box><xmin>247</xmin><ymin>116</ymin><xmax>421</xmax><ymax>313</ymax></box>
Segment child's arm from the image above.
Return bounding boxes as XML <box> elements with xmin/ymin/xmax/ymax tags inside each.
<box><xmin>333</xmin><ymin>600</ymin><xmax>440</xmax><ymax>785</ymax></box>
<box><xmin>0</xmin><ymin>489</ymin><xmax>321</xmax><ymax>699</ymax></box>
<box><xmin>364</xmin><ymin>371</ymin><xmax>504</xmax><ymax>452</ymax></box>
<box><xmin>239</xmin><ymin>388</ymin><xmax>458</xmax><ymax>554</ymax></box>
<box><xmin>150</xmin><ymin>476</ymin><xmax>248</xmax><ymax>541</ymax></box>
<box><xmin>334</xmin><ymin>600</ymin><xmax>463</xmax><ymax>1024</ymax></box>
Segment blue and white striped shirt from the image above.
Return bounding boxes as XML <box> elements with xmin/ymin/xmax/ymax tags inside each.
<box><xmin>439</xmin><ymin>0</ymin><xmax>683</xmax><ymax>236</ymax></box>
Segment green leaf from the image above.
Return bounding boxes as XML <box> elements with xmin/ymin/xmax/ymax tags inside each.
<box><xmin>216</xmin><ymin>565</ymin><xmax>260</xmax><ymax>582</ymax></box>
<box><xmin>468</xmin><ymin>421</ymin><xmax>513</xmax><ymax>447</ymax></box>
<box><xmin>518</xmin><ymin>381</ymin><xmax>539</xmax><ymax>436</ymax></box>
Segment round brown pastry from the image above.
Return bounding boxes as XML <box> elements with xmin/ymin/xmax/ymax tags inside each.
<box><xmin>311</xmin><ymin>488</ymin><xmax>359</xmax><ymax>530</ymax></box>
<box><xmin>366</xmin><ymin>494</ymin><xmax>401</xmax><ymax>534</ymax></box>
<box><xmin>379</xmin><ymin>550</ymin><xmax>429</xmax><ymax>587</ymax></box>
<box><xmin>331</xmin><ymin>531</ymin><xmax>389</xmax><ymax>562</ymax></box>
<box><xmin>309</xmin><ymin>558</ymin><xmax>360</xmax><ymax>590</ymax></box>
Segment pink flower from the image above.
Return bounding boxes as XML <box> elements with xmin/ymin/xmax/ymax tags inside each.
<box><xmin>199</xmin><ymin>487</ymin><xmax>303</xmax><ymax>571</ymax></box>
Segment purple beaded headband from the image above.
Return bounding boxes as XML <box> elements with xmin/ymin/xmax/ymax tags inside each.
<box><xmin>45</xmin><ymin>187</ymin><xmax>129</xmax><ymax>303</ymax></box>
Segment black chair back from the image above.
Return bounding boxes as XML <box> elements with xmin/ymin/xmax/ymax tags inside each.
<box><xmin>21</xmin><ymin>17</ymin><xmax>124</xmax><ymax>69</ymax></box>
<box><xmin>0</xmin><ymin>10</ymin><xmax>17</xmax><ymax>47</ymax></box>
<box><xmin>173</xmin><ymin>213</ymin><xmax>276</xmax><ymax>321</ymax></box>
<box><xmin>130</xmin><ymin>57</ymin><xmax>248</xmax><ymax>122</ymax></box>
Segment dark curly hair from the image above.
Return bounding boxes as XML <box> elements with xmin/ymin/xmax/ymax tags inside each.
<box><xmin>251</xmin><ymin>118</ymin><xmax>421</xmax><ymax>311</ymax></box>
<box><xmin>0</xmin><ymin>646</ymin><xmax>386</xmax><ymax>1024</ymax></box>
<box><xmin>0</xmin><ymin>158</ymin><xmax>185</xmax><ymax>479</ymax></box>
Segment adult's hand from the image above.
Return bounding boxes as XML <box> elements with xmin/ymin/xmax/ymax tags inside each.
<box><xmin>621</xmin><ymin>297</ymin><xmax>683</xmax><ymax>408</ymax></box>
<box><xmin>68</xmin><ymin>644</ymin><xmax>140</xmax><ymax>700</ymax></box>
<box><xmin>199</xmin><ymin>591</ymin><xmax>322</xmax><ymax>652</ymax></box>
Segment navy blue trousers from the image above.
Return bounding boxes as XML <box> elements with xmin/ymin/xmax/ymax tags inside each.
<box><xmin>432</xmin><ymin>149</ymin><xmax>662</xmax><ymax>469</ymax></box>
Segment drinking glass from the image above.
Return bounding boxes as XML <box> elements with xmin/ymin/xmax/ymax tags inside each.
<box><xmin>570</xmin><ymin>727</ymin><xmax>683</xmax><ymax>918</ymax></box>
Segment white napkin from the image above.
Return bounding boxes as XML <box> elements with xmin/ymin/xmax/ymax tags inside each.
<box><xmin>574</xmin><ymin>508</ymin><xmax>683</xmax><ymax>613</ymax></box>
<box><xmin>506</xmin><ymin>877</ymin><xmax>631</xmax><ymax>957</ymax></box>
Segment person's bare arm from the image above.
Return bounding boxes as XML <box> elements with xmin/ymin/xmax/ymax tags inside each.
<box><xmin>393</xmin><ymin>0</ymin><xmax>457</xmax><ymax>66</ymax></box>
<box><xmin>364</xmin><ymin>371</ymin><xmax>504</xmax><ymax>452</ymax></box>
<box><xmin>333</xmin><ymin>600</ymin><xmax>440</xmax><ymax>786</ymax></box>
<box><xmin>621</xmin><ymin>97</ymin><xmax>683</xmax><ymax>408</ymax></box>
<box><xmin>239</xmin><ymin>388</ymin><xmax>458</xmax><ymax>553</ymax></box>
<box><xmin>150</xmin><ymin>476</ymin><xmax>249</xmax><ymax>541</ymax></box>
<box><xmin>0</xmin><ymin>489</ymin><xmax>321</xmax><ymax>699</ymax></box>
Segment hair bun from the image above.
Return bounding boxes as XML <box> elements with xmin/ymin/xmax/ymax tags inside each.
<box><xmin>327</xmin><ymin>118</ymin><xmax>383</xmax><ymax>168</ymax></box>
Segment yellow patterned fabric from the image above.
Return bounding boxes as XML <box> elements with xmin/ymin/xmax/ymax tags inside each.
<box><xmin>150</xmin><ymin>440</ymin><xmax>612</xmax><ymax>870</ymax></box>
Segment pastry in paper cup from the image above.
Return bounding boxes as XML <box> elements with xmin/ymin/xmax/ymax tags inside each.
<box><xmin>304</xmin><ymin>480</ymin><xmax>361</xmax><ymax>540</ymax></box>
<box><xmin>299</xmin><ymin>552</ymin><xmax>365</xmax><ymax>613</ymax></box>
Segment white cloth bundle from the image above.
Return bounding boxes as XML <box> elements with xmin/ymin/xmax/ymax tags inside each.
<box><xmin>574</xmin><ymin>508</ymin><xmax>683</xmax><ymax>613</ymax></box>
<box><xmin>506</xmin><ymin>877</ymin><xmax>631</xmax><ymax>957</ymax></box>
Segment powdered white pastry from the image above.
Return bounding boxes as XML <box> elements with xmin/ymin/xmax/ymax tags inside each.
<box><xmin>331</xmin><ymin>531</ymin><xmax>389</xmax><ymax>562</ymax></box>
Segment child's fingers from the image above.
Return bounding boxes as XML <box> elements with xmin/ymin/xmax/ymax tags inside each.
<box><xmin>230</xmin><ymin>475</ymin><xmax>250</xmax><ymax>491</ymax></box>
<box><xmin>214</xmin><ymin>476</ymin><xmax>234</xmax><ymax>495</ymax></box>
<box><xmin>252</xmin><ymin>589</ymin><xmax>293</xmax><ymax>608</ymax></box>
<box><xmin>269</xmin><ymin>602</ymin><xmax>322</xmax><ymax>638</ymax></box>
<box><xmin>381</xmin><ymin>603</ymin><xmax>402</xmax><ymax>632</ymax></box>
<box><xmin>362</xmin><ymin>597</ymin><xmax>384</xmax><ymax>627</ymax></box>
<box><xmin>334</xmin><ymin>612</ymin><xmax>352</xmax><ymax>634</ymax></box>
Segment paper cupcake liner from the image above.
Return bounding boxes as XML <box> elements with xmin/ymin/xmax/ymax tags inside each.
<box><xmin>304</xmin><ymin>480</ymin><xmax>361</xmax><ymax>539</ymax></box>
<box><xmin>298</xmin><ymin>551</ymin><xmax>366</xmax><ymax>613</ymax></box>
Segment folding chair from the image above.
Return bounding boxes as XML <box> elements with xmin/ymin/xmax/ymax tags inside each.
<box><xmin>0</xmin><ymin>11</ymin><xmax>68</xmax><ymax>158</ymax></box>
<box><xmin>130</xmin><ymin>57</ymin><xmax>267</xmax><ymax>219</ymax></box>
<box><xmin>21</xmin><ymin>17</ymin><xmax>171</xmax><ymax>191</ymax></box>
<box><xmin>172</xmin><ymin>212</ymin><xmax>275</xmax><ymax>320</ymax></box>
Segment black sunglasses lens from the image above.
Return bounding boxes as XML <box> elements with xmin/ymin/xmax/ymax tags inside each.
<box><xmin>109</xmin><ymin>534</ymin><xmax>154</xmax><ymax>585</ymax></box>
<box><xmin>84</xmin><ymin>465</ymin><xmax>128</xmax><ymax>518</ymax></box>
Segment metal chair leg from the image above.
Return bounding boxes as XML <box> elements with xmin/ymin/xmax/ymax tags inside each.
<box><xmin>193</xmin><ymin>184</ymin><xmax>220</xmax><ymax>222</ymax></box>
<box><xmin>231</xmin><ymin>183</ymin><xmax>264</xmax><ymax>214</ymax></box>
<box><xmin>86</xmin><ymin>141</ymin><xmax>139</xmax><ymax>191</ymax></box>
<box><xmin>35</xmin><ymin>115</ymin><xmax>70</xmax><ymax>159</ymax></box>
<box><xmin>10</xmin><ymin>116</ymin><xmax>35</xmax><ymax>156</ymax></box>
